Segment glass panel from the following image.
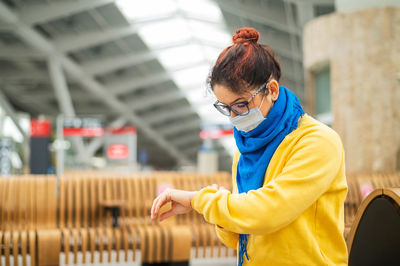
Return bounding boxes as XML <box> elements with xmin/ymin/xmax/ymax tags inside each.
<box><xmin>314</xmin><ymin>66</ymin><xmax>331</xmax><ymax>115</ymax></box>
<box><xmin>116</xmin><ymin>0</ymin><xmax>234</xmax><ymax>157</ymax></box>
<box><xmin>116</xmin><ymin>0</ymin><xmax>178</xmax><ymax>21</ymax></box>
<box><xmin>314</xmin><ymin>66</ymin><xmax>332</xmax><ymax>125</ymax></box>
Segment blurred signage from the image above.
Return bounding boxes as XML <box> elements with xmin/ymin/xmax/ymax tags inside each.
<box><xmin>63</xmin><ymin>117</ymin><xmax>104</xmax><ymax>137</ymax></box>
<box><xmin>108</xmin><ymin>126</ymin><xmax>136</xmax><ymax>135</ymax></box>
<box><xmin>107</xmin><ymin>143</ymin><xmax>129</xmax><ymax>160</ymax></box>
<box><xmin>105</xmin><ymin>126</ymin><xmax>137</xmax><ymax>165</ymax></box>
<box><xmin>200</xmin><ymin>124</ymin><xmax>233</xmax><ymax>139</ymax></box>
<box><xmin>30</xmin><ymin>119</ymin><xmax>52</xmax><ymax>174</ymax></box>
<box><xmin>31</xmin><ymin>119</ymin><xmax>51</xmax><ymax>137</ymax></box>
<box><xmin>200</xmin><ymin>129</ymin><xmax>233</xmax><ymax>139</ymax></box>
<box><xmin>0</xmin><ymin>138</ymin><xmax>13</xmax><ymax>176</ymax></box>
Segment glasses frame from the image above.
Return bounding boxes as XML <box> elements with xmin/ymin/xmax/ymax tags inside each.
<box><xmin>213</xmin><ymin>81</ymin><xmax>268</xmax><ymax>117</ymax></box>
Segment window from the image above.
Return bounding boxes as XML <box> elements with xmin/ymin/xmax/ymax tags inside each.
<box><xmin>314</xmin><ymin>66</ymin><xmax>332</xmax><ymax>126</ymax></box>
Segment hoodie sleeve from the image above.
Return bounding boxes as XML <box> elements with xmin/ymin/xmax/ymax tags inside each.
<box><xmin>191</xmin><ymin>130</ymin><xmax>343</xmax><ymax>235</ymax></box>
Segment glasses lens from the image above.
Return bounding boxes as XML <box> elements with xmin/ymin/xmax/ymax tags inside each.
<box><xmin>231</xmin><ymin>102</ymin><xmax>249</xmax><ymax>115</ymax></box>
<box><xmin>214</xmin><ymin>104</ymin><xmax>231</xmax><ymax>116</ymax></box>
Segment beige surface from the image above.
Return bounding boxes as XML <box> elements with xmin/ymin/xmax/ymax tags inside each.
<box><xmin>170</xmin><ymin>226</ymin><xmax>192</xmax><ymax>262</ymax></box>
<box><xmin>303</xmin><ymin>7</ymin><xmax>400</xmax><ymax>173</ymax></box>
<box><xmin>37</xmin><ymin>229</ymin><xmax>61</xmax><ymax>266</ymax></box>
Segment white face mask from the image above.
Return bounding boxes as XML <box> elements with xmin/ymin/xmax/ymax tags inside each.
<box><xmin>230</xmin><ymin>95</ymin><xmax>266</xmax><ymax>132</ymax></box>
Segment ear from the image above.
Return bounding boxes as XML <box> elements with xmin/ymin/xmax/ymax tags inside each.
<box><xmin>268</xmin><ymin>80</ymin><xmax>279</xmax><ymax>101</ymax></box>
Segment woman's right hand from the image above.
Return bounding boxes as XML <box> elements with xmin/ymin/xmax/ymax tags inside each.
<box><xmin>151</xmin><ymin>184</ymin><xmax>228</xmax><ymax>222</ymax></box>
<box><xmin>151</xmin><ymin>188</ymin><xmax>198</xmax><ymax>222</ymax></box>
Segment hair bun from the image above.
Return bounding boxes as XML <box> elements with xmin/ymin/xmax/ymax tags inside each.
<box><xmin>232</xmin><ymin>27</ymin><xmax>259</xmax><ymax>44</ymax></box>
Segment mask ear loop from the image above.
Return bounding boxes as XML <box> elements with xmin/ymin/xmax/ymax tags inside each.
<box><xmin>258</xmin><ymin>80</ymin><xmax>270</xmax><ymax>109</ymax></box>
<box><xmin>258</xmin><ymin>93</ymin><xmax>266</xmax><ymax>109</ymax></box>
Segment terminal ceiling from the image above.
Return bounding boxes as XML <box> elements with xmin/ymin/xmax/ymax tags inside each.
<box><xmin>0</xmin><ymin>0</ymin><xmax>334</xmax><ymax>170</ymax></box>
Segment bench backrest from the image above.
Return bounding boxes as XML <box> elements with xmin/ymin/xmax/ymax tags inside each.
<box><xmin>347</xmin><ymin>187</ymin><xmax>400</xmax><ymax>265</ymax></box>
<box><xmin>0</xmin><ymin>176</ymin><xmax>57</xmax><ymax>231</ymax></box>
<box><xmin>57</xmin><ymin>172</ymin><xmax>232</xmax><ymax>229</ymax></box>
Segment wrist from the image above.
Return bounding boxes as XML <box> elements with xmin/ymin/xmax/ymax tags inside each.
<box><xmin>189</xmin><ymin>191</ymin><xmax>198</xmax><ymax>208</ymax></box>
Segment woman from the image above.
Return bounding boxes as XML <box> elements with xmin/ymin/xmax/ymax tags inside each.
<box><xmin>151</xmin><ymin>27</ymin><xmax>348</xmax><ymax>266</ymax></box>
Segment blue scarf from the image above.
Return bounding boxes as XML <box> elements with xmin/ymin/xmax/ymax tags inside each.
<box><xmin>233</xmin><ymin>86</ymin><xmax>304</xmax><ymax>265</ymax></box>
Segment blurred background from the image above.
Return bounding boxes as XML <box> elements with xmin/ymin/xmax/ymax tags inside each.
<box><xmin>0</xmin><ymin>0</ymin><xmax>398</xmax><ymax>175</ymax></box>
<box><xmin>0</xmin><ymin>0</ymin><xmax>399</xmax><ymax>265</ymax></box>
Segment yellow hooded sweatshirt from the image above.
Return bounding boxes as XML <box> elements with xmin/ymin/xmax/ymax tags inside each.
<box><xmin>191</xmin><ymin>114</ymin><xmax>348</xmax><ymax>265</ymax></box>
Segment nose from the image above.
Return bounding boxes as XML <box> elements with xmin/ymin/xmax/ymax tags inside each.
<box><xmin>230</xmin><ymin>111</ymin><xmax>238</xmax><ymax>118</ymax></box>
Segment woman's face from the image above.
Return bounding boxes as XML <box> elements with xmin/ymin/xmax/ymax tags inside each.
<box><xmin>213</xmin><ymin>80</ymin><xmax>280</xmax><ymax>118</ymax></box>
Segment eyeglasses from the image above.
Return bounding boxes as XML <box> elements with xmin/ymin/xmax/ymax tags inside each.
<box><xmin>213</xmin><ymin>82</ymin><xmax>267</xmax><ymax>117</ymax></box>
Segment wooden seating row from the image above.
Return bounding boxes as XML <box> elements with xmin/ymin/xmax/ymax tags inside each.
<box><xmin>346</xmin><ymin>187</ymin><xmax>400</xmax><ymax>265</ymax></box>
<box><xmin>56</xmin><ymin>172</ymin><xmax>223</xmax><ymax>225</ymax></box>
<box><xmin>0</xmin><ymin>177</ymin><xmax>59</xmax><ymax>266</ymax></box>
<box><xmin>57</xmin><ymin>172</ymin><xmax>234</xmax><ymax>264</ymax></box>
<box><xmin>344</xmin><ymin>173</ymin><xmax>400</xmax><ymax>239</ymax></box>
<box><xmin>0</xmin><ymin>172</ymin><xmax>234</xmax><ymax>265</ymax></box>
<box><xmin>5</xmin><ymin>171</ymin><xmax>398</xmax><ymax>264</ymax></box>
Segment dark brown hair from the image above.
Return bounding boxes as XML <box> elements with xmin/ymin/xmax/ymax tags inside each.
<box><xmin>207</xmin><ymin>27</ymin><xmax>281</xmax><ymax>94</ymax></box>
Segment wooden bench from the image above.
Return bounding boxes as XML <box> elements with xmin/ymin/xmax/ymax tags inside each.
<box><xmin>56</xmin><ymin>172</ymin><xmax>234</xmax><ymax>265</ymax></box>
<box><xmin>346</xmin><ymin>187</ymin><xmax>400</xmax><ymax>265</ymax></box>
<box><xmin>344</xmin><ymin>173</ymin><xmax>400</xmax><ymax>239</ymax></box>
<box><xmin>11</xmin><ymin>171</ymin><xmax>400</xmax><ymax>264</ymax></box>
<box><xmin>0</xmin><ymin>176</ymin><xmax>60</xmax><ymax>266</ymax></box>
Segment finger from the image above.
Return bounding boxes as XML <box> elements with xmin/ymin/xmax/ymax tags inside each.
<box><xmin>159</xmin><ymin>209</ymin><xmax>175</xmax><ymax>222</ymax></box>
<box><xmin>155</xmin><ymin>190</ymin><xmax>171</xmax><ymax>216</ymax></box>
<box><xmin>151</xmin><ymin>197</ymin><xmax>160</xmax><ymax>220</ymax></box>
<box><xmin>151</xmin><ymin>194</ymin><xmax>163</xmax><ymax>219</ymax></box>
<box><xmin>152</xmin><ymin>195</ymin><xmax>164</xmax><ymax>219</ymax></box>
<box><xmin>151</xmin><ymin>197</ymin><xmax>158</xmax><ymax>219</ymax></box>
<box><xmin>152</xmin><ymin>192</ymin><xmax>166</xmax><ymax>219</ymax></box>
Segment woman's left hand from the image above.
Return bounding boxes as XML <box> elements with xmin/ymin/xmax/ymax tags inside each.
<box><xmin>151</xmin><ymin>188</ymin><xmax>198</xmax><ymax>222</ymax></box>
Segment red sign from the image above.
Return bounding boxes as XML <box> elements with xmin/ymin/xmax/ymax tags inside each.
<box><xmin>108</xmin><ymin>126</ymin><xmax>136</xmax><ymax>135</ymax></box>
<box><xmin>199</xmin><ymin>129</ymin><xmax>233</xmax><ymax>140</ymax></box>
<box><xmin>63</xmin><ymin>117</ymin><xmax>104</xmax><ymax>137</ymax></box>
<box><xmin>31</xmin><ymin>119</ymin><xmax>51</xmax><ymax>137</ymax></box>
<box><xmin>107</xmin><ymin>143</ymin><xmax>129</xmax><ymax>160</ymax></box>
<box><xmin>63</xmin><ymin>128</ymin><xmax>104</xmax><ymax>137</ymax></box>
